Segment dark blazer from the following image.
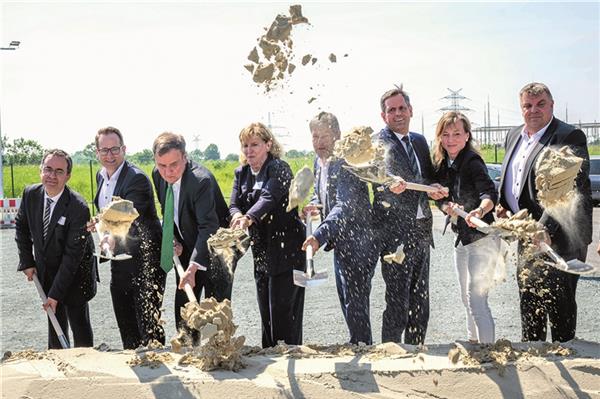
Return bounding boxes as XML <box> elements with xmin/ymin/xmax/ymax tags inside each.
<box><xmin>230</xmin><ymin>155</ymin><xmax>305</xmax><ymax>276</ymax></box>
<box><xmin>498</xmin><ymin>118</ymin><xmax>592</xmax><ymax>252</ymax></box>
<box><xmin>372</xmin><ymin>127</ymin><xmax>437</xmax><ymax>242</ymax></box>
<box><xmin>312</xmin><ymin>158</ymin><xmax>375</xmax><ymax>250</ymax></box>
<box><xmin>152</xmin><ymin>160</ymin><xmax>229</xmax><ymax>267</ymax></box>
<box><xmin>434</xmin><ymin>148</ymin><xmax>498</xmax><ymax>246</ymax></box>
<box><xmin>310</xmin><ymin>157</ymin><xmax>339</xmax><ymax>218</ymax></box>
<box><xmin>95</xmin><ymin>160</ymin><xmax>162</xmax><ymax>272</ymax></box>
<box><xmin>15</xmin><ymin>184</ymin><xmax>98</xmax><ymax>305</ymax></box>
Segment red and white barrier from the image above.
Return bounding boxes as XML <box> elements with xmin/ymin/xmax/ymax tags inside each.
<box><xmin>0</xmin><ymin>198</ymin><xmax>20</xmax><ymax>228</ymax></box>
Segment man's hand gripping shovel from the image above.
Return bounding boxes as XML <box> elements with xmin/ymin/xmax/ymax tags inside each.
<box><xmin>452</xmin><ymin>206</ymin><xmax>597</xmax><ymax>275</ymax></box>
<box><xmin>294</xmin><ymin>212</ymin><xmax>328</xmax><ymax>288</ymax></box>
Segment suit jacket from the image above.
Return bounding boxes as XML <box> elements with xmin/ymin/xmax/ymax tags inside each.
<box><xmin>152</xmin><ymin>160</ymin><xmax>229</xmax><ymax>268</ymax></box>
<box><xmin>312</xmin><ymin>157</ymin><xmax>375</xmax><ymax>251</ymax></box>
<box><xmin>434</xmin><ymin>148</ymin><xmax>498</xmax><ymax>246</ymax></box>
<box><xmin>229</xmin><ymin>155</ymin><xmax>305</xmax><ymax>276</ymax></box>
<box><xmin>499</xmin><ymin>117</ymin><xmax>593</xmax><ymax>252</ymax></box>
<box><xmin>309</xmin><ymin>157</ymin><xmax>339</xmax><ymax>218</ymax></box>
<box><xmin>15</xmin><ymin>184</ymin><xmax>98</xmax><ymax>305</ymax></box>
<box><xmin>372</xmin><ymin>127</ymin><xmax>436</xmax><ymax>243</ymax></box>
<box><xmin>95</xmin><ymin>160</ymin><xmax>162</xmax><ymax>273</ymax></box>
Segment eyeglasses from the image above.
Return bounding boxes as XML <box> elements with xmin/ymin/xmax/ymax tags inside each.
<box><xmin>97</xmin><ymin>146</ymin><xmax>122</xmax><ymax>156</ymax></box>
<box><xmin>42</xmin><ymin>167</ymin><xmax>66</xmax><ymax>177</ymax></box>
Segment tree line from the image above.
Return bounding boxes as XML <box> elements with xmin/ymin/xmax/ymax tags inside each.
<box><xmin>1</xmin><ymin>137</ymin><xmax>315</xmax><ymax>165</ymax></box>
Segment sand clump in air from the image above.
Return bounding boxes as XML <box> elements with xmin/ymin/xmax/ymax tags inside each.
<box><xmin>383</xmin><ymin>244</ymin><xmax>405</xmax><ymax>264</ymax></box>
<box><xmin>170</xmin><ymin>298</ymin><xmax>245</xmax><ymax>371</ymax></box>
<box><xmin>333</xmin><ymin>126</ymin><xmax>378</xmax><ymax>166</ymax></box>
<box><xmin>287</xmin><ymin>166</ymin><xmax>315</xmax><ymax>212</ymax></box>
<box><xmin>96</xmin><ymin>197</ymin><xmax>139</xmax><ymax>238</ymax></box>
<box><xmin>245</xmin><ymin>5</ymin><xmax>309</xmax><ymax>91</ymax></box>
<box><xmin>207</xmin><ymin>227</ymin><xmax>250</xmax><ymax>275</ymax></box>
<box><xmin>535</xmin><ymin>146</ymin><xmax>583</xmax><ymax>209</ymax></box>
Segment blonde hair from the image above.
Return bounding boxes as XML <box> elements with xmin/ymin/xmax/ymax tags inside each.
<box><xmin>238</xmin><ymin>122</ymin><xmax>283</xmax><ymax>165</ymax></box>
<box><xmin>432</xmin><ymin>112</ymin><xmax>477</xmax><ymax>168</ymax></box>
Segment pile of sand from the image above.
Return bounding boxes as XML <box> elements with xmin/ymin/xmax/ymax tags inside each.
<box><xmin>97</xmin><ymin>197</ymin><xmax>139</xmax><ymax>238</ymax></box>
<box><xmin>287</xmin><ymin>166</ymin><xmax>315</xmax><ymax>212</ymax></box>
<box><xmin>170</xmin><ymin>298</ymin><xmax>245</xmax><ymax>371</ymax></box>
<box><xmin>535</xmin><ymin>146</ymin><xmax>583</xmax><ymax>208</ymax></box>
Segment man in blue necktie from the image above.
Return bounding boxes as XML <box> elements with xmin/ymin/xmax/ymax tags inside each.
<box><xmin>372</xmin><ymin>86</ymin><xmax>447</xmax><ymax>345</ymax></box>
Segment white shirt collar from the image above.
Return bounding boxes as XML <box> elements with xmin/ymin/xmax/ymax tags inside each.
<box><xmin>521</xmin><ymin>117</ymin><xmax>553</xmax><ymax>139</ymax></box>
<box><xmin>44</xmin><ymin>189</ymin><xmax>64</xmax><ymax>203</ymax></box>
<box><xmin>100</xmin><ymin>160</ymin><xmax>125</xmax><ymax>182</ymax></box>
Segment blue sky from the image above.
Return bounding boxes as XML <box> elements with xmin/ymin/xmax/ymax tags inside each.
<box><xmin>1</xmin><ymin>1</ymin><xmax>598</xmax><ymax>156</ymax></box>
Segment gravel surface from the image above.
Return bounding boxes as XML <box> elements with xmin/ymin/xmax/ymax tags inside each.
<box><xmin>2</xmin><ymin>209</ymin><xmax>598</xmax><ymax>352</ymax></box>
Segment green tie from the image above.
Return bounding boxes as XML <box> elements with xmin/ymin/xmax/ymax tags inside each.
<box><xmin>160</xmin><ymin>183</ymin><xmax>175</xmax><ymax>273</ymax></box>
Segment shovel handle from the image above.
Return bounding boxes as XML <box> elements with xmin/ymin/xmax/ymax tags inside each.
<box><xmin>452</xmin><ymin>206</ymin><xmax>489</xmax><ymax>229</ymax></box>
<box><xmin>173</xmin><ymin>255</ymin><xmax>198</xmax><ymax>303</ymax></box>
<box><xmin>404</xmin><ymin>181</ymin><xmax>449</xmax><ymax>194</ymax></box>
<box><xmin>32</xmin><ymin>274</ymin><xmax>70</xmax><ymax>349</ymax></box>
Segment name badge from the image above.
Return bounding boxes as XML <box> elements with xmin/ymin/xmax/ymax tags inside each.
<box><xmin>252</xmin><ymin>181</ymin><xmax>263</xmax><ymax>190</ymax></box>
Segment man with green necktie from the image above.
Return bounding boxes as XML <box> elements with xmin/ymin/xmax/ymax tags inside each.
<box><xmin>152</xmin><ymin>132</ymin><xmax>230</xmax><ymax>331</ymax></box>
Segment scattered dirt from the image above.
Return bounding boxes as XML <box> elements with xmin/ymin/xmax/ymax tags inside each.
<box><xmin>383</xmin><ymin>244</ymin><xmax>405</xmax><ymax>264</ymax></box>
<box><xmin>333</xmin><ymin>126</ymin><xmax>377</xmax><ymax>166</ymax></box>
<box><xmin>287</xmin><ymin>166</ymin><xmax>315</xmax><ymax>212</ymax></box>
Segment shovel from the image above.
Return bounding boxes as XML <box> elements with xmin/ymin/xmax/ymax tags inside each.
<box><xmin>452</xmin><ymin>206</ymin><xmax>597</xmax><ymax>275</ymax></box>
<box><xmin>293</xmin><ymin>213</ymin><xmax>328</xmax><ymax>288</ymax></box>
<box><xmin>342</xmin><ymin>164</ymin><xmax>448</xmax><ymax>194</ymax></box>
<box><xmin>93</xmin><ymin>225</ymin><xmax>132</xmax><ymax>261</ymax></box>
<box><xmin>32</xmin><ymin>274</ymin><xmax>70</xmax><ymax>349</ymax></box>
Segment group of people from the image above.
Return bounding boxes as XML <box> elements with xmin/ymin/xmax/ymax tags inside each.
<box><xmin>16</xmin><ymin>81</ymin><xmax>594</xmax><ymax>351</ymax></box>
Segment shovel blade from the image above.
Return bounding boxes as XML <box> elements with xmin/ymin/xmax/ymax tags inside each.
<box><xmin>293</xmin><ymin>269</ymin><xmax>328</xmax><ymax>288</ymax></box>
<box><xmin>565</xmin><ymin>259</ymin><xmax>598</xmax><ymax>275</ymax></box>
<box><xmin>94</xmin><ymin>252</ymin><xmax>132</xmax><ymax>261</ymax></box>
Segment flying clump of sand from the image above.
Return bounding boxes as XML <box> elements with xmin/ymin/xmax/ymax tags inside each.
<box><xmin>207</xmin><ymin>228</ymin><xmax>250</xmax><ymax>276</ymax></box>
<box><xmin>96</xmin><ymin>197</ymin><xmax>139</xmax><ymax>237</ymax></box>
<box><xmin>333</xmin><ymin>126</ymin><xmax>377</xmax><ymax>166</ymax></box>
<box><xmin>287</xmin><ymin>165</ymin><xmax>315</xmax><ymax>212</ymax></box>
<box><xmin>535</xmin><ymin>145</ymin><xmax>583</xmax><ymax>209</ymax></box>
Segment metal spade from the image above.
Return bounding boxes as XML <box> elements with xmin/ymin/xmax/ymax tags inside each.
<box><xmin>293</xmin><ymin>213</ymin><xmax>328</xmax><ymax>288</ymax></box>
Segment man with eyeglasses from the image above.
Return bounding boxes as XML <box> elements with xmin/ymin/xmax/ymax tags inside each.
<box><xmin>90</xmin><ymin>126</ymin><xmax>166</xmax><ymax>349</ymax></box>
<box><xmin>15</xmin><ymin>149</ymin><xmax>97</xmax><ymax>349</ymax></box>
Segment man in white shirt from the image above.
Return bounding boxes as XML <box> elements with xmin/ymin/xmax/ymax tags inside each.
<box><xmin>497</xmin><ymin>82</ymin><xmax>592</xmax><ymax>342</ymax></box>
<box><xmin>92</xmin><ymin>127</ymin><xmax>166</xmax><ymax>349</ymax></box>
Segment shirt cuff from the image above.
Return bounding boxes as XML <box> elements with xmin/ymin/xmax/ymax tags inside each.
<box><xmin>188</xmin><ymin>261</ymin><xmax>207</xmax><ymax>271</ymax></box>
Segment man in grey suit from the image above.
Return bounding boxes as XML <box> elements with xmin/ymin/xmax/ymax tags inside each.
<box><xmin>16</xmin><ymin>149</ymin><xmax>97</xmax><ymax>349</ymax></box>
<box><xmin>497</xmin><ymin>82</ymin><xmax>592</xmax><ymax>342</ymax></box>
<box><xmin>373</xmin><ymin>86</ymin><xmax>446</xmax><ymax>345</ymax></box>
<box><xmin>92</xmin><ymin>126</ymin><xmax>166</xmax><ymax>349</ymax></box>
<box><xmin>151</xmin><ymin>132</ymin><xmax>230</xmax><ymax>330</ymax></box>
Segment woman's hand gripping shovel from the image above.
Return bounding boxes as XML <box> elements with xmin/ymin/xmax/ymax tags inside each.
<box><xmin>452</xmin><ymin>206</ymin><xmax>597</xmax><ymax>275</ymax></box>
<box><xmin>294</xmin><ymin>212</ymin><xmax>328</xmax><ymax>288</ymax></box>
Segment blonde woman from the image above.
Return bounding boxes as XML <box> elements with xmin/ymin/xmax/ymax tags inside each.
<box><xmin>229</xmin><ymin>122</ymin><xmax>305</xmax><ymax>348</ymax></box>
<box><xmin>432</xmin><ymin>112</ymin><xmax>498</xmax><ymax>344</ymax></box>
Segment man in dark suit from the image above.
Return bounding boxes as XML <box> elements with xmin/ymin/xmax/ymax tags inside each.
<box><xmin>15</xmin><ymin>149</ymin><xmax>97</xmax><ymax>349</ymax></box>
<box><xmin>92</xmin><ymin>127</ymin><xmax>166</xmax><ymax>349</ymax></box>
<box><xmin>373</xmin><ymin>87</ymin><xmax>446</xmax><ymax>345</ymax></box>
<box><xmin>151</xmin><ymin>132</ymin><xmax>230</xmax><ymax>330</ymax></box>
<box><xmin>302</xmin><ymin>112</ymin><xmax>380</xmax><ymax>345</ymax></box>
<box><xmin>497</xmin><ymin>82</ymin><xmax>592</xmax><ymax>342</ymax></box>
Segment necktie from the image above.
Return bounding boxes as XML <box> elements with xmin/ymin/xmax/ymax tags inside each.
<box><xmin>401</xmin><ymin>135</ymin><xmax>419</xmax><ymax>178</ymax></box>
<box><xmin>160</xmin><ymin>184</ymin><xmax>174</xmax><ymax>273</ymax></box>
<box><xmin>43</xmin><ymin>198</ymin><xmax>53</xmax><ymax>240</ymax></box>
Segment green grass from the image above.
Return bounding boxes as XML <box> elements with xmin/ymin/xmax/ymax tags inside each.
<box><xmin>1</xmin><ymin>157</ymin><xmax>315</xmax><ymax>214</ymax></box>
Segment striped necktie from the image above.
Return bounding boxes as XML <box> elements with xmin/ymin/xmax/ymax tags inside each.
<box><xmin>43</xmin><ymin>198</ymin><xmax>53</xmax><ymax>240</ymax></box>
<box><xmin>401</xmin><ymin>135</ymin><xmax>419</xmax><ymax>178</ymax></box>
<box><xmin>160</xmin><ymin>184</ymin><xmax>175</xmax><ymax>273</ymax></box>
